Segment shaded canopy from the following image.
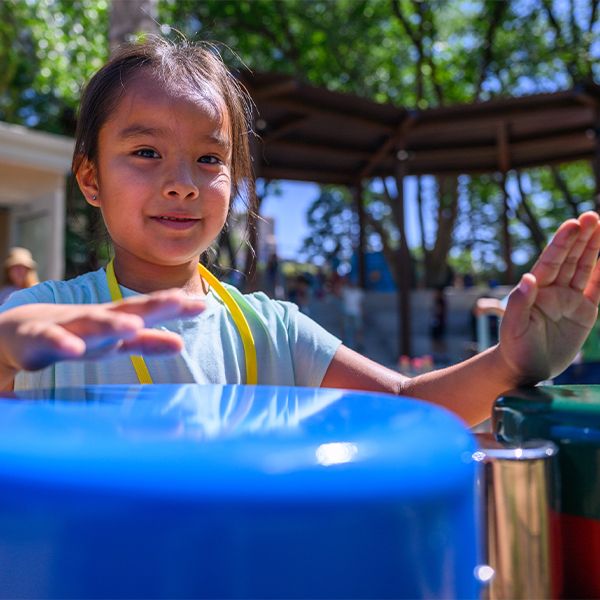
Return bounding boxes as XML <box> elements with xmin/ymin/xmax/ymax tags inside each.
<box><xmin>241</xmin><ymin>73</ymin><xmax>600</xmax><ymax>357</ymax></box>
<box><xmin>243</xmin><ymin>72</ymin><xmax>600</xmax><ymax>186</ymax></box>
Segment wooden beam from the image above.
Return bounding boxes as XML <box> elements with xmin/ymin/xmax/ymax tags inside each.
<box><xmin>260</xmin><ymin>166</ymin><xmax>353</xmax><ymax>185</ymax></box>
<box><xmin>574</xmin><ymin>90</ymin><xmax>600</xmax><ymax>109</ymax></box>
<box><xmin>409</xmin><ymin>109</ymin><xmax>593</xmax><ymax>149</ymax></box>
<box><xmin>261</xmin><ymin>116</ymin><xmax>310</xmax><ymax>143</ymax></box>
<box><xmin>401</xmin><ymin>133</ymin><xmax>595</xmax><ymax>175</ymax></box>
<box><xmin>265</xmin><ymin>99</ymin><xmax>393</xmax><ymax>133</ymax></box>
<box><xmin>266</xmin><ymin>139</ymin><xmax>371</xmax><ymax>161</ymax></box>
<box><xmin>252</xmin><ymin>79</ymin><xmax>298</xmax><ymax>100</ymax></box>
<box><xmin>359</xmin><ymin>113</ymin><xmax>417</xmax><ymax>180</ymax></box>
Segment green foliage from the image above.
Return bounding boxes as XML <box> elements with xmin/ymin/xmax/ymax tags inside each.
<box><xmin>2</xmin><ymin>0</ymin><xmax>599</xmax><ymax>282</ymax></box>
<box><xmin>0</xmin><ymin>0</ymin><xmax>108</xmax><ymax>133</ymax></box>
<box><xmin>301</xmin><ymin>186</ymin><xmax>357</xmax><ymax>271</ymax></box>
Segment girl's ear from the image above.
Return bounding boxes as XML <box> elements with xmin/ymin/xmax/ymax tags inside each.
<box><xmin>76</xmin><ymin>157</ymin><xmax>101</xmax><ymax>207</ymax></box>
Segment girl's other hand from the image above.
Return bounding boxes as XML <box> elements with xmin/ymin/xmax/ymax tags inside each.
<box><xmin>498</xmin><ymin>211</ymin><xmax>600</xmax><ymax>385</ymax></box>
<box><xmin>0</xmin><ymin>291</ymin><xmax>205</xmax><ymax>384</ymax></box>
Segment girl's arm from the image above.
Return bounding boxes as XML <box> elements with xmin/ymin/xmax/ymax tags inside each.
<box><xmin>0</xmin><ymin>291</ymin><xmax>205</xmax><ymax>391</ymax></box>
<box><xmin>322</xmin><ymin>212</ymin><xmax>600</xmax><ymax>426</ymax></box>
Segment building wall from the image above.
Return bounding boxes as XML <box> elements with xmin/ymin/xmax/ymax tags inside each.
<box><xmin>0</xmin><ymin>121</ymin><xmax>73</xmax><ymax>281</ymax></box>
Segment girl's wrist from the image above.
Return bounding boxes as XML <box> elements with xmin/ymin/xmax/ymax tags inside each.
<box><xmin>490</xmin><ymin>343</ymin><xmax>539</xmax><ymax>390</ymax></box>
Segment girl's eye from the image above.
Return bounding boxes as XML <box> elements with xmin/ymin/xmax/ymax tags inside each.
<box><xmin>198</xmin><ymin>155</ymin><xmax>221</xmax><ymax>165</ymax></box>
<box><xmin>135</xmin><ymin>148</ymin><xmax>159</xmax><ymax>159</ymax></box>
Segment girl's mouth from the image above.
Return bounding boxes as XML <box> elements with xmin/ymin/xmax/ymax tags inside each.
<box><xmin>151</xmin><ymin>216</ymin><xmax>199</xmax><ymax>230</ymax></box>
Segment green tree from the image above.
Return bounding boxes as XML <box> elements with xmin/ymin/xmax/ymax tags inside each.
<box><xmin>161</xmin><ymin>0</ymin><xmax>599</xmax><ymax>285</ymax></box>
<box><xmin>2</xmin><ymin>0</ymin><xmax>599</xmax><ymax>282</ymax></box>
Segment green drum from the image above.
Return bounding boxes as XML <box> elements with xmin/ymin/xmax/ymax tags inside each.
<box><xmin>494</xmin><ymin>385</ymin><xmax>600</xmax><ymax>599</ymax></box>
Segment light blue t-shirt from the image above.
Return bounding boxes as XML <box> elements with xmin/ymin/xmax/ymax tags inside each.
<box><xmin>1</xmin><ymin>268</ymin><xmax>341</xmax><ymax>391</ymax></box>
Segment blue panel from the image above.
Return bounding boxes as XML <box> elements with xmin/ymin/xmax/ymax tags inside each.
<box><xmin>0</xmin><ymin>385</ymin><xmax>479</xmax><ymax>598</ymax></box>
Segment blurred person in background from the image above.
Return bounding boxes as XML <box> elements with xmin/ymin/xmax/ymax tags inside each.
<box><xmin>0</xmin><ymin>248</ymin><xmax>39</xmax><ymax>305</ymax></box>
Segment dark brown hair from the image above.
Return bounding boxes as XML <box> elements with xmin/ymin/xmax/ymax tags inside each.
<box><xmin>72</xmin><ymin>36</ymin><xmax>255</xmax><ymax>219</ymax></box>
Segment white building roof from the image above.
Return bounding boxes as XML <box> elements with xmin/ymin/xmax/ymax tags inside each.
<box><xmin>0</xmin><ymin>121</ymin><xmax>74</xmax><ymax>204</ymax></box>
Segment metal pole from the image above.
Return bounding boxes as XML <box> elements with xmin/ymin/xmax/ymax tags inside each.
<box><xmin>473</xmin><ymin>433</ymin><xmax>560</xmax><ymax>600</ymax></box>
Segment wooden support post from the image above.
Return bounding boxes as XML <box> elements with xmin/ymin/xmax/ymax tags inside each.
<box><xmin>500</xmin><ymin>173</ymin><xmax>513</xmax><ymax>284</ymax></box>
<box><xmin>497</xmin><ymin>122</ymin><xmax>513</xmax><ymax>284</ymax></box>
<box><xmin>395</xmin><ymin>155</ymin><xmax>412</xmax><ymax>358</ymax></box>
<box><xmin>353</xmin><ymin>182</ymin><xmax>367</xmax><ymax>288</ymax></box>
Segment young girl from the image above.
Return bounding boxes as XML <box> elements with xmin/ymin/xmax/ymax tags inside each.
<box><xmin>1</xmin><ymin>37</ymin><xmax>599</xmax><ymax>427</ymax></box>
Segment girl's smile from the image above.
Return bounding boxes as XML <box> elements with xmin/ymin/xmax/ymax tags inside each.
<box><xmin>151</xmin><ymin>214</ymin><xmax>201</xmax><ymax>230</ymax></box>
<box><xmin>76</xmin><ymin>72</ymin><xmax>232</xmax><ymax>294</ymax></box>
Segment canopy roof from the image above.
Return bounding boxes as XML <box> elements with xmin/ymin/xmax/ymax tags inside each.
<box><xmin>243</xmin><ymin>72</ymin><xmax>600</xmax><ymax>185</ymax></box>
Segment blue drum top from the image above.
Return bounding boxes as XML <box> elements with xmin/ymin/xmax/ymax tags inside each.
<box><xmin>0</xmin><ymin>385</ymin><xmax>475</xmax><ymax>500</ymax></box>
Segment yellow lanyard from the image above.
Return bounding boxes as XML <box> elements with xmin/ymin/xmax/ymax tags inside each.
<box><xmin>105</xmin><ymin>259</ymin><xmax>258</xmax><ymax>385</ymax></box>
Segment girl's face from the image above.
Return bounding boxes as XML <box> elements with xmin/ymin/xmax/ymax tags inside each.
<box><xmin>77</xmin><ymin>73</ymin><xmax>232</xmax><ymax>275</ymax></box>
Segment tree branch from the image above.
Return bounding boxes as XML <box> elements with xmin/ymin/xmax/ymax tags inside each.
<box><xmin>420</xmin><ymin>1</ymin><xmax>444</xmax><ymax>106</ymax></box>
<box><xmin>363</xmin><ymin>212</ymin><xmax>403</xmax><ymax>287</ymax></box>
<box><xmin>550</xmin><ymin>165</ymin><xmax>580</xmax><ymax>217</ymax></box>
<box><xmin>514</xmin><ymin>172</ymin><xmax>545</xmax><ymax>253</ymax></box>
<box><xmin>391</xmin><ymin>0</ymin><xmax>420</xmax><ymax>47</ymax></box>
<box><xmin>380</xmin><ymin>176</ymin><xmax>402</xmax><ymax>227</ymax></box>
<box><xmin>540</xmin><ymin>0</ymin><xmax>578</xmax><ymax>83</ymax></box>
<box><xmin>569</xmin><ymin>0</ymin><xmax>580</xmax><ymax>49</ymax></box>
<box><xmin>272</xmin><ymin>1</ymin><xmax>304</xmax><ymax>74</ymax></box>
<box><xmin>590</xmin><ymin>0</ymin><xmax>599</xmax><ymax>34</ymax></box>
<box><xmin>475</xmin><ymin>0</ymin><xmax>507</xmax><ymax>99</ymax></box>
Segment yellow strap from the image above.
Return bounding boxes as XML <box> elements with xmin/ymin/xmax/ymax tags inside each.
<box><xmin>106</xmin><ymin>260</ymin><xmax>153</xmax><ymax>384</ymax></box>
<box><xmin>105</xmin><ymin>259</ymin><xmax>257</xmax><ymax>385</ymax></box>
<box><xmin>197</xmin><ymin>264</ymin><xmax>257</xmax><ymax>385</ymax></box>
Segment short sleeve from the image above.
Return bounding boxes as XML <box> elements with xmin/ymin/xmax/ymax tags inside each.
<box><xmin>284</xmin><ymin>303</ymin><xmax>342</xmax><ymax>387</ymax></box>
<box><xmin>0</xmin><ymin>284</ymin><xmax>55</xmax><ymax>312</ymax></box>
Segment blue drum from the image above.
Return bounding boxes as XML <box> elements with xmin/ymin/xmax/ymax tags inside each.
<box><xmin>0</xmin><ymin>385</ymin><xmax>479</xmax><ymax>598</ymax></box>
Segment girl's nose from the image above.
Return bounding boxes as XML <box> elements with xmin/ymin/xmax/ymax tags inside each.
<box><xmin>162</xmin><ymin>164</ymin><xmax>200</xmax><ymax>201</ymax></box>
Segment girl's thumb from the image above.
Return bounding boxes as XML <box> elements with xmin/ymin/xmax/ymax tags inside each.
<box><xmin>506</xmin><ymin>273</ymin><xmax>538</xmax><ymax>337</ymax></box>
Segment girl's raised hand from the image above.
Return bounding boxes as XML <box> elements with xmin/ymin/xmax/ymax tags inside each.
<box><xmin>498</xmin><ymin>211</ymin><xmax>600</xmax><ymax>385</ymax></box>
<box><xmin>0</xmin><ymin>291</ymin><xmax>205</xmax><ymax>388</ymax></box>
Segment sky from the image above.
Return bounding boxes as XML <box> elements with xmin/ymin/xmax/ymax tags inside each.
<box><xmin>260</xmin><ymin>179</ymin><xmax>423</xmax><ymax>262</ymax></box>
<box><xmin>260</xmin><ymin>181</ymin><xmax>319</xmax><ymax>260</ymax></box>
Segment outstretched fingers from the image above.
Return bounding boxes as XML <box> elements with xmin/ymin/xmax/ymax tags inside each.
<box><xmin>0</xmin><ymin>293</ymin><xmax>200</xmax><ymax>375</ymax></box>
<box><xmin>555</xmin><ymin>213</ymin><xmax>600</xmax><ymax>287</ymax></box>
<box><xmin>111</xmin><ymin>290</ymin><xmax>205</xmax><ymax>326</ymax></box>
<box><xmin>57</xmin><ymin>292</ymin><xmax>201</xmax><ymax>360</ymax></box>
<box><xmin>531</xmin><ymin>212</ymin><xmax>600</xmax><ymax>290</ymax></box>
<box><xmin>571</xmin><ymin>219</ymin><xmax>600</xmax><ymax>291</ymax></box>
<box><xmin>61</xmin><ymin>311</ymin><xmax>147</xmax><ymax>352</ymax></box>
<box><xmin>19</xmin><ymin>323</ymin><xmax>87</xmax><ymax>371</ymax></box>
<box><xmin>530</xmin><ymin>218</ymin><xmax>580</xmax><ymax>287</ymax></box>
<box><xmin>119</xmin><ymin>329</ymin><xmax>184</xmax><ymax>355</ymax></box>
